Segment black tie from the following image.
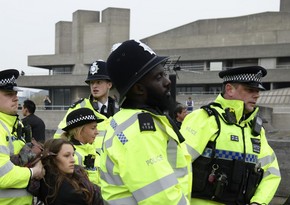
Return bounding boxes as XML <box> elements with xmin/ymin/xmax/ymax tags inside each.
<box><xmin>100</xmin><ymin>105</ymin><xmax>106</xmax><ymax>116</ymax></box>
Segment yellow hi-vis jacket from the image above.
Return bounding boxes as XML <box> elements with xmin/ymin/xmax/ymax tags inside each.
<box><xmin>71</xmin><ymin>139</ymin><xmax>101</xmax><ymax>185</ymax></box>
<box><xmin>181</xmin><ymin>94</ymin><xmax>281</xmax><ymax>205</ymax></box>
<box><xmin>100</xmin><ymin>109</ymin><xmax>192</xmax><ymax>205</ymax></box>
<box><xmin>0</xmin><ymin>112</ymin><xmax>33</xmax><ymax>205</ymax></box>
<box><xmin>53</xmin><ymin>98</ymin><xmax>109</xmax><ymax>154</ymax></box>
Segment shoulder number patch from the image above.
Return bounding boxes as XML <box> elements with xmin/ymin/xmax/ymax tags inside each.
<box><xmin>138</xmin><ymin>113</ymin><xmax>156</xmax><ymax>132</ymax></box>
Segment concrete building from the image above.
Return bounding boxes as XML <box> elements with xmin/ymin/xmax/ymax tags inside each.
<box><xmin>18</xmin><ymin>1</ymin><xmax>290</xmax><ymax>104</ymax></box>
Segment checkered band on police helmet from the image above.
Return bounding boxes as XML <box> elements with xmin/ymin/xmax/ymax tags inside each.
<box><xmin>62</xmin><ymin>108</ymin><xmax>103</xmax><ymax>131</ymax></box>
<box><xmin>222</xmin><ymin>71</ymin><xmax>263</xmax><ymax>83</ymax></box>
<box><xmin>66</xmin><ymin>114</ymin><xmax>96</xmax><ymax>126</ymax></box>
<box><xmin>219</xmin><ymin>66</ymin><xmax>267</xmax><ymax>90</ymax></box>
<box><xmin>0</xmin><ymin>69</ymin><xmax>19</xmax><ymax>91</ymax></box>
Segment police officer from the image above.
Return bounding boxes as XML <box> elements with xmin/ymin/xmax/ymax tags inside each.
<box><xmin>60</xmin><ymin>108</ymin><xmax>103</xmax><ymax>185</ymax></box>
<box><xmin>181</xmin><ymin>66</ymin><xmax>281</xmax><ymax>205</ymax></box>
<box><xmin>100</xmin><ymin>39</ymin><xmax>191</xmax><ymax>205</ymax></box>
<box><xmin>54</xmin><ymin>60</ymin><xmax>119</xmax><ymax>153</ymax></box>
<box><xmin>0</xmin><ymin>69</ymin><xmax>44</xmax><ymax>205</ymax></box>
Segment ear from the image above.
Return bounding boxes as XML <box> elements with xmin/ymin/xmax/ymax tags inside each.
<box><xmin>225</xmin><ymin>83</ymin><xmax>235</xmax><ymax>97</ymax></box>
<box><xmin>107</xmin><ymin>81</ymin><xmax>112</xmax><ymax>89</ymax></box>
<box><xmin>132</xmin><ymin>83</ymin><xmax>146</xmax><ymax>95</ymax></box>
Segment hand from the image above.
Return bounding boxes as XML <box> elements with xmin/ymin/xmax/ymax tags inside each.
<box><xmin>30</xmin><ymin>160</ymin><xmax>45</xmax><ymax>180</ymax></box>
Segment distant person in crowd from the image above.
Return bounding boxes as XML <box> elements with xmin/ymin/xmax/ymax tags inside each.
<box><xmin>37</xmin><ymin>138</ymin><xmax>103</xmax><ymax>205</ymax></box>
<box><xmin>53</xmin><ymin>60</ymin><xmax>119</xmax><ymax>154</ymax></box>
<box><xmin>43</xmin><ymin>95</ymin><xmax>52</xmax><ymax>110</ymax></box>
<box><xmin>111</xmin><ymin>94</ymin><xmax>118</xmax><ymax>103</ymax></box>
<box><xmin>22</xmin><ymin>99</ymin><xmax>46</xmax><ymax>143</ymax></box>
<box><xmin>173</xmin><ymin>103</ymin><xmax>188</xmax><ymax>129</ymax></box>
<box><xmin>100</xmin><ymin>39</ymin><xmax>191</xmax><ymax>204</ymax></box>
<box><xmin>185</xmin><ymin>96</ymin><xmax>194</xmax><ymax>112</ymax></box>
<box><xmin>181</xmin><ymin>66</ymin><xmax>281</xmax><ymax>205</ymax></box>
<box><xmin>60</xmin><ymin>108</ymin><xmax>103</xmax><ymax>185</ymax></box>
<box><xmin>0</xmin><ymin>69</ymin><xmax>44</xmax><ymax>205</ymax></box>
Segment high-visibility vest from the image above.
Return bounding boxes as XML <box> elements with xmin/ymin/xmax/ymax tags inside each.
<box><xmin>181</xmin><ymin>94</ymin><xmax>281</xmax><ymax>205</ymax></box>
<box><xmin>100</xmin><ymin>109</ymin><xmax>191</xmax><ymax>205</ymax></box>
<box><xmin>72</xmin><ymin>141</ymin><xmax>100</xmax><ymax>185</ymax></box>
<box><xmin>0</xmin><ymin>112</ymin><xmax>33</xmax><ymax>205</ymax></box>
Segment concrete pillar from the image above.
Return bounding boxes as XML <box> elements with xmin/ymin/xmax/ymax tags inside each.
<box><xmin>280</xmin><ymin>0</ymin><xmax>290</xmax><ymax>12</ymax></box>
<box><xmin>55</xmin><ymin>21</ymin><xmax>72</xmax><ymax>54</ymax></box>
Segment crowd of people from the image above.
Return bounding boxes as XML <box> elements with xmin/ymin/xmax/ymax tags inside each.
<box><xmin>0</xmin><ymin>39</ymin><xmax>282</xmax><ymax>205</ymax></box>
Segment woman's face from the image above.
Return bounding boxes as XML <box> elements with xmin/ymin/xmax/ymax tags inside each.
<box><xmin>79</xmin><ymin>122</ymin><xmax>98</xmax><ymax>144</ymax></box>
<box><xmin>55</xmin><ymin>144</ymin><xmax>75</xmax><ymax>174</ymax></box>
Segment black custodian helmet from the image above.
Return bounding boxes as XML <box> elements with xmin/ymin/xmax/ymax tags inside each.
<box><xmin>107</xmin><ymin>39</ymin><xmax>169</xmax><ymax>105</ymax></box>
<box><xmin>85</xmin><ymin>60</ymin><xmax>110</xmax><ymax>84</ymax></box>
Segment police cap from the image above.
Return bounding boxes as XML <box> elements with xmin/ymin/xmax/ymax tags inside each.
<box><xmin>0</xmin><ymin>69</ymin><xmax>20</xmax><ymax>91</ymax></box>
<box><xmin>219</xmin><ymin>66</ymin><xmax>267</xmax><ymax>90</ymax></box>
<box><xmin>85</xmin><ymin>60</ymin><xmax>110</xmax><ymax>84</ymax></box>
<box><xmin>62</xmin><ymin>108</ymin><xmax>103</xmax><ymax>132</ymax></box>
<box><xmin>107</xmin><ymin>39</ymin><xmax>169</xmax><ymax>105</ymax></box>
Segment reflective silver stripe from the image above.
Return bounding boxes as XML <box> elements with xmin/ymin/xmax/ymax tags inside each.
<box><xmin>186</xmin><ymin>144</ymin><xmax>199</xmax><ymax>161</ymax></box>
<box><xmin>105</xmin><ymin>113</ymin><xmax>140</xmax><ymax>149</ymax></box>
<box><xmin>154</xmin><ymin>119</ymin><xmax>166</xmax><ymax>133</ymax></box>
<box><xmin>133</xmin><ymin>173</ymin><xmax>179</xmax><ymax>202</ymax></box>
<box><xmin>167</xmin><ymin>138</ymin><xmax>188</xmax><ymax>178</ymax></box>
<box><xmin>105</xmin><ymin>196</ymin><xmax>137</xmax><ymax>205</ymax></box>
<box><xmin>54</xmin><ymin>128</ymin><xmax>63</xmax><ymax>135</ymax></box>
<box><xmin>167</xmin><ymin>138</ymin><xmax>177</xmax><ymax>166</ymax></box>
<box><xmin>0</xmin><ymin>161</ymin><xmax>14</xmax><ymax>177</ymax></box>
<box><xmin>263</xmin><ymin>167</ymin><xmax>281</xmax><ymax>178</ymax></box>
<box><xmin>259</xmin><ymin>153</ymin><xmax>276</xmax><ymax>167</ymax></box>
<box><xmin>0</xmin><ymin>188</ymin><xmax>31</xmax><ymax>198</ymax></box>
<box><xmin>98</xmin><ymin>130</ymin><xmax>106</xmax><ymax>137</ymax></box>
<box><xmin>0</xmin><ymin>145</ymin><xmax>10</xmax><ymax>154</ymax></box>
<box><xmin>177</xmin><ymin>194</ymin><xmax>187</xmax><ymax>205</ymax></box>
<box><xmin>174</xmin><ymin>166</ymin><xmax>188</xmax><ymax>178</ymax></box>
<box><xmin>113</xmin><ymin>113</ymin><xmax>139</xmax><ymax>135</ymax></box>
<box><xmin>101</xmin><ymin>155</ymin><xmax>124</xmax><ymax>185</ymax></box>
<box><xmin>74</xmin><ymin>151</ymin><xmax>83</xmax><ymax>165</ymax></box>
<box><xmin>0</xmin><ymin>120</ymin><xmax>14</xmax><ymax>155</ymax></box>
<box><xmin>80</xmin><ymin>100</ymin><xmax>86</xmax><ymax>107</ymax></box>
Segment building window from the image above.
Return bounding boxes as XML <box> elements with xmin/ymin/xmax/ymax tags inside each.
<box><xmin>52</xmin><ymin>66</ymin><xmax>73</xmax><ymax>75</ymax></box>
<box><xmin>209</xmin><ymin>62</ymin><xmax>223</xmax><ymax>71</ymax></box>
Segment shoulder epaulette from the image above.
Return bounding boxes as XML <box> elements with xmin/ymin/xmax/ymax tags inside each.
<box><xmin>137</xmin><ymin>112</ymin><xmax>156</xmax><ymax>132</ymax></box>
<box><xmin>70</xmin><ymin>98</ymin><xmax>85</xmax><ymax>108</ymax></box>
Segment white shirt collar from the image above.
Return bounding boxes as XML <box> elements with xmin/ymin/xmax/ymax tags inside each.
<box><xmin>98</xmin><ymin>101</ymin><xmax>108</xmax><ymax>113</ymax></box>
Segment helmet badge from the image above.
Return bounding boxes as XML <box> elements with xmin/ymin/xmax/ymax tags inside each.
<box><xmin>90</xmin><ymin>62</ymin><xmax>100</xmax><ymax>75</ymax></box>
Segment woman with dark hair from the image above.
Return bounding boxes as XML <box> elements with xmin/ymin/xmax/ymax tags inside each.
<box><xmin>37</xmin><ymin>138</ymin><xmax>103</xmax><ymax>205</ymax></box>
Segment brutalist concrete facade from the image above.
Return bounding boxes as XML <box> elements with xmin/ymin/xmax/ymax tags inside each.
<box><xmin>18</xmin><ymin>2</ymin><xmax>290</xmax><ymax>102</ymax></box>
<box><xmin>20</xmin><ymin>8</ymin><xmax>130</xmax><ymax>103</ymax></box>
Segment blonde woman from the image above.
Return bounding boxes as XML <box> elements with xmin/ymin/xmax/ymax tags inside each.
<box><xmin>60</xmin><ymin>108</ymin><xmax>103</xmax><ymax>185</ymax></box>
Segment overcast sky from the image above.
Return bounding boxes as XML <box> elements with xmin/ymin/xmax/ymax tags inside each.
<box><xmin>0</xmin><ymin>0</ymin><xmax>280</xmax><ymax>75</ymax></box>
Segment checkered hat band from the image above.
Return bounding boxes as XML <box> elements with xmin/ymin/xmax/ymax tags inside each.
<box><xmin>67</xmin><ymin>115</ymin><xmax>96</xmax><ymax>126</ymax></box>
<box><xmin>0</xmin><ymin>76</ymin><xmax>16</xmax><ymax>86</ymax></box>
<box><xmin>223</xmin><ymin>73</ymin><xmax>261</xmax><ymax>83</ymax></box>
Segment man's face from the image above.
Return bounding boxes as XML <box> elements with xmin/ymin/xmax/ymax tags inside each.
<box><xmin>89</xmin><ymin>80</ymin><xmax>112</xmax><ymax>100</ymax></box>
<box><xmin>177</xmin><ymin>108</ymin><xmax>188</xmax><ymax>121</ymax></box>
<box><xmin>21</xmin><ymin>106</ymin><xmax>28</xmax><ymax>117</ymax></box>
<box><xmin>139</xmin><ymin>64</ymin><xmax>174</xmax><ymax>112</ymax></box>
<box><xmin>227</xmin><ymin>83</ymin><xmax>260</xmax><ymax>114</ymax></box>
<box><xmin>0</xmin><ymin>90</ymin><xmax>18</xmax><ymax>115</ymax></box>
